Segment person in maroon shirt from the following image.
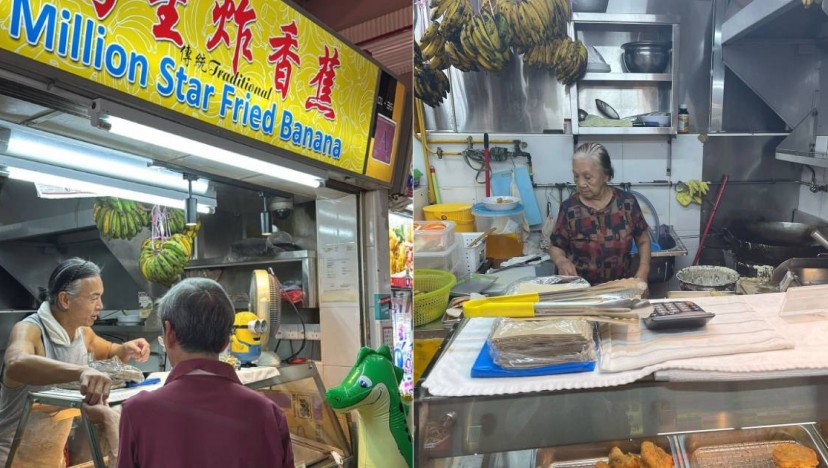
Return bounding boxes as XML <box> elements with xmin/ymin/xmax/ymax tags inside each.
<box><xmin>549</xmin><ymin>143</ymin><xmax>651</xmax><ymax>288</ymax></box>
<box><xmin>86</xmin><ymin>278</ymin><xmax>294</xmax><ymax>468</ymax></box>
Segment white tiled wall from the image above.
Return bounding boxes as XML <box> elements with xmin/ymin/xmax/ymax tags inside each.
<box><xmin>414</xmin><ymin>134</ymin><xmax>704</xmax><ymax>241</ymax></box>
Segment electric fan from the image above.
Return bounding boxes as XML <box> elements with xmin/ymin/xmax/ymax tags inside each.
<box><xmin>249</xmin><ymin>268</ymin><xmax>282</xmax><ymax>365</ymax></box>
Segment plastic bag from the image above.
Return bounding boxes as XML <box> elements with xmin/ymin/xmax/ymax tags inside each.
<box><xmin>502</xmin><ymin>275</ymin><xmax>591</xmax><ymax>296</ymax></box>
<box><xmin>55</xmin><ymin>357</ymin><xmax>144</xmax><ymax>390</ymax></box>
<box><xmin>487</xmin><ymin>317</ymin><xmax>596</xmax><ymax>369</ymax></box>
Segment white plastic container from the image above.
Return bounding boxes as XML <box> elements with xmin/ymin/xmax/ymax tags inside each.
<box><xmin>413</xmin><ymin>238</ymin><xmax>463</xmax><ymax>276</ymax></box>
<box><xmin>460</xmin><ymin>233</ymin><xmax>486</xmax><ymax>276</ymax></box>
<box><xmin>413</xmin><ymin>220</ymin><xmax>457</xmax><ymax>253</ymax></box>
<box><xmin>473</xmin><ymin>203</ymin><xmax>526</xmax><ymax>259</ymax></box>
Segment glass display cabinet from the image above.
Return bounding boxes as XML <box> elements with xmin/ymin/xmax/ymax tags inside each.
<box><xmin>7</xmin><ymin>362</ymin><xmax>351</xmax><ymax>468</ymax></box>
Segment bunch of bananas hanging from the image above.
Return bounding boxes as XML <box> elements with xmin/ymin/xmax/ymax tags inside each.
<box><xmin>553</xmin><ymin>38</ymin><xmax>588</xmax><ymax>85</ymax></box>
<box><xmin>494</xmin><ymin>0</ymin><xmax>549</xmax><ymax>51</ymax></box>
<box><xmin>164</xmin><ymin>209</ymin><xmax>187</xmax><ymax>235</ymax></box>
<box><xmin>675</xmin><ymin>179</ymin><xmax>710</xmax><ymax>207</ymax></box>
<box><xmin>458</xmin><ymin>10</ymin><xmax>513</xmax><ymax>72</ymax></box>
<box><xmin>415</xmin><ymin>43</ymin><xmax>452</xmax><ymax>108</ymax></box>
<box><xmin>419</xmin><ymin>21</ymin><xmax>450</xmax><ymax>70</ymax></box>
<box><xmin>430</xmin><ymin>0</ymin><xmax>473</xmax><ymax>42</ymax></box>
<box><xmin>524</xmin><ymin>38</ymin><xmax>588</xmax><ymax>85</ymax></box>
<box><xmin>93</xmin><ymin>198</ymin><xmax>150</xmax><ymax>240</ymax></box>
<box><xmin>544</xmin><ymin>0</ymin><xmax>571</xmax><ymax>40</ymax></box>
<box><xmin>802</xmin><ymin>0</ymin><xmax>823</xmax><ymax>7</ymax></box>
<box><xmin>139</xmin><ymin>236</ymin><xmax>191</xmax><ymax>287</ymax></box>
<box><xmin>444</xmin><ymin>40</ymin><xmax>478</xmax><ymax>72</ymax></box>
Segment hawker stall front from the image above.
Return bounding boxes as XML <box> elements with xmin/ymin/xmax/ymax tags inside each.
<box><xmin>414</xmin><ymin>0</ymin><xmax>828</xmax><ymax>466</ymax></box>
<box><xmin>0</xmin><ymin>0</ymin><xmax>410</xmax><ymax>466</ymax></box>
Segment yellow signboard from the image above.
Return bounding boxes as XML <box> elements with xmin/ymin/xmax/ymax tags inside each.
<box><xmin>0</xmin><ymin>0</ymin><xmax>399</xmax><ymax>183</ymax></box>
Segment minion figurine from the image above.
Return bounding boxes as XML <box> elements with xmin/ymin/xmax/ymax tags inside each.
<box><xmin>230</xmin><ymin>311</ymin><xmax>267</xmax><ymax>366</ymax></box>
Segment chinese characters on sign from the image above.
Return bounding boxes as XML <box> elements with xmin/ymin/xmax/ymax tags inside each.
<box><xmin>90</xmin><ymin>0</ymin><xmax>117</xmax><ymax>19</ymax></box>
<box><xmin>206</xmin><ymin>0</ymin><xmax>256</xmax><ymax>75</ymax></box>
<box><xmin>3</xmin><ymin>0</ymin><xmax>395</xmax><ymax>181</ymax></box>
<box><xmin>267</xmin><ymin>21</ymin><xmax>300</xmax><ymax>100</ymax></box>
<box><xmin>305</xmin><ymin>46</ymin><xmax>340</xmax><ymax>120</ymax></box>
<box><xmin>149</xmin><ymin>0</ymin><xmax>187</xmax><ymax>47</ymax></box>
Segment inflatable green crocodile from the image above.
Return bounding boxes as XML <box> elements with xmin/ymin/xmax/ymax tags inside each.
<box><xmin>325</xmin><ymin>345</ymin><xmax>412</xmax><ymax>468</ymax></box>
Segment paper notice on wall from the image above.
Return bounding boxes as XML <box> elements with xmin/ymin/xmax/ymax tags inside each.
<box><xmin>319</xmin><ymin>243</ymin><xmax>359</xmax><ymax>302</ymax></box>
<box><xmin>34</xmin><ymin>184</ymin><xmax>99</xmax><ymax>199</ymax></box>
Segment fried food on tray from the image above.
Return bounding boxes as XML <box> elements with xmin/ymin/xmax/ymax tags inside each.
<box><xmin>772</xmin><ymin>443</ymin><xmax>819</xmax><ymax>468</ymax></box>
<box><xmin>640</xmin><ymin>441</ymin><xmax>674</xmax><ymax>468</ymax></box>
<box><xmin>608</xmin><ymin>446</ymin><xmax>641</xmax><ymax>468</ymax></box>
<box><xmin>595</xmin><ymin>462</ymin><xmax>610</xmax><ymax>468</ymax></box>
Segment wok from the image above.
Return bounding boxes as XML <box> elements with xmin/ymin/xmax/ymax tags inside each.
<box><xmin>724</xmin><ymin>222</ymin><xmax>828</xmax><ymax>267</ymax></box>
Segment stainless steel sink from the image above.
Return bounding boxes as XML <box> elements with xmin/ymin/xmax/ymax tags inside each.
<box><xmin>631</xmin><ymin>225</ymin><xmax>688</xmax><ymax>283</ymax></box>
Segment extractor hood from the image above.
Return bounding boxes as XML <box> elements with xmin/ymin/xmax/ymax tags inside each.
<box><xmin>721</xmin><ymin>0</ymin><xmax>828</xmax><ymax>166</ymax></box>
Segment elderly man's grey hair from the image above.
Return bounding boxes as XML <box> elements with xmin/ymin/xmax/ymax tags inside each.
<box><xmin>158</xmin><ymin>278</ymin><xmax>234</xmax><ymax>354</ymax></box>
<box><xmin>573</xmin><ymin>143</ymin><xmax>614</xmax><ymax>180</ymax></box>
<box><xmin>39</xmin><ymin>258</ymin><xmax>102</xmax><ymax>305</ymax></box>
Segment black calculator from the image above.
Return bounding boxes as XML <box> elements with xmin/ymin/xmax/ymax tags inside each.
<box><xmin>642</xmin><ymin>301</ymin><xmax>716</xmax><ymax>331</ymax></box>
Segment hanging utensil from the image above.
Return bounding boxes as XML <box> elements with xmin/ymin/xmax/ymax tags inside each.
<box><xmin>484</xmin><ymin>132</ymin><xmax>491</xmax><ymax>197</ymax></box>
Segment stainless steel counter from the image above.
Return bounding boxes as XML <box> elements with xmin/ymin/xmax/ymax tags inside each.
<box><xmin>415</xmin><ymin>319</ymin><xmax>828</xmax><ymax>465</ymax></box>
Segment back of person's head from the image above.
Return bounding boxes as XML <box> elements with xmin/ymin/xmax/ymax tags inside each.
<box><xmin>158</xmin><ymin>278</ymin><xmax>234</xmax><ymax>354</ymax></box>
<box><xmin>39</xmin><ymin>258</ymin><xmax>101</xmax><ymax>304</ymax></box>
<box><xmin>573</xmin><ymin>142</ymin><xmax>614</xmax><ymax>180</ymax></box>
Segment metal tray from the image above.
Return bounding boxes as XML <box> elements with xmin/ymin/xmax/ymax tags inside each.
<box><xmin>535</xmin><ymin>436</ymin><xmax>679</xmax><ymax>468</ymax></box>
<box><xmin>678</xmin><ymin>425</ymin><xmax>827</xmax><ymax>468</ymax></box>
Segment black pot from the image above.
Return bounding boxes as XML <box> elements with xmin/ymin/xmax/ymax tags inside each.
<box><xmin>723</xmin><ymin>222</ymin><xmax>826</xmax><ymax>267</ymax></box>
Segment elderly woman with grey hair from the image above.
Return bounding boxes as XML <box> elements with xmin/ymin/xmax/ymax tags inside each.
<box><xmin>87</xmin><ymin>278</ymin><xmax>294</xmax><ymax>468</ymax></box>
<box><xmin>549</xmin><ymin>143</ymin><xmax>651</xmax><ymax>286</ymax></box>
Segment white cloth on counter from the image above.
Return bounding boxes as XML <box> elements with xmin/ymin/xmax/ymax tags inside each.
<box><xmin>599</xmin><ymin>298</ymin><xmax>793</xmax><ymax>372</ymax></box>
<box><xmin>422</xmin><ymin>294</ymin><xmax>826</xmax><ymax>397</ymax></box>
<box><xmin>36</xmin><ymin>302</ymin><xmax>72</xmax><ymax>347</ymax></box>
<box><xmin>653</xmin><ymin>293</ymin><xmax>828</xmax><ymax>382</ymax></box>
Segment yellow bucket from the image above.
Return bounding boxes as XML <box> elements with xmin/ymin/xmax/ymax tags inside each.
<box><xmin>414</xmin><ymin>338</ymin><xmax>444</xmax><ymax>383</ymax></box>
<box><xmin>423</xmin><ymin>203</ymin><xmax>474</xmax><ymax>232</ymax></box>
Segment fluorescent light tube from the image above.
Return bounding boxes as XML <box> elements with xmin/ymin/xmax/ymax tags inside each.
<box><xmin>3</xmin><ymin>126</ymin><xmax>210</xmax><ymax>194</ymax></box>
<box><xmin>7</xmin><ymin>167</ymin><xmax>212</xmax><ymax>213</ymax></box>
<box><xmin>104</xmin><ymin>116</ymin><xmax>324</xmax><ymax>189</ymax></box>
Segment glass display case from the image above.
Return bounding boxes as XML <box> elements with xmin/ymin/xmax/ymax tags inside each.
<box><xmin>415</xmin><ymin>320</ymin><xmax>828</xmax><ymax>467</ymax></box>
<box><xmin>8</xmin><ymin>363</ymin><xmax>351</xmax><ymax>468</ymax></box>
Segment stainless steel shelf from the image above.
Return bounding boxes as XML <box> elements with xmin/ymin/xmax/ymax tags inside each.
<box><xmin>572</xmin><ymin>13</ymin><xmax>679</xmax><ymax>25</ymax></box>
<box><xmin>184</xmin><ymin>251</ymin><xmax>316</xmax><ymax>270</ymax></box>
<box><xmin>576</xmin><ymin>127</ymin><xmax>673</xmax><ymax>135</ymax></box>
<box><xmin>776</xmin><ymin>150</ymin><xmax>828</xmax><ymax>169</ymax></box>
<box><xmin>183</xmin><ymin>251</ymin><xmax>318</xmax><ymax>308</ymax></box>
<box><xmin>570</xmin><ymin>15</ymin><xmax>679</xmax><ymax>137</ymax></box>
<box><xmin>721</xmin><ymin>0</ymin><xmax>802</xmax><ymax>44</ymax></box>
<box><xmin>581</xmin><ymin>73</ymin><xmax>671</xmax><ymax>82</ymax></box>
